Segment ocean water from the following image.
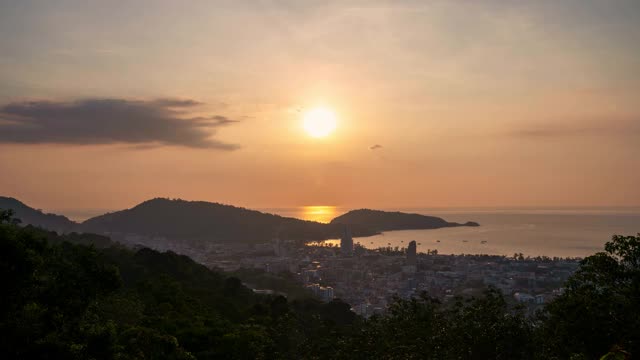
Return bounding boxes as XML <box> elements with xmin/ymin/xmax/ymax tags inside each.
<box><xmin>267</xmin><ymin>207</ymin><xmax>640</xmax><ymax>258</ymax></box>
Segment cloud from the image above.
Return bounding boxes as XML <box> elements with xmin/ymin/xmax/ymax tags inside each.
<box><xmin>151</xmin><ymin>98</ymin><xmax>203</xmax><ymax>107</ymax></box>
<box><xmin>512</xmin><ymin>118</ymin><xmax>640</xmax><ymax>139</ymax></box>
<box><xmin>0</xmin><ymin>98</ymin><xmax>240</xmax><ymax>149</ymax></box>
<box><xmin>513</xmin><ymin>127</ymin><xmax>596</xmax><ymax>138</ymax></box>
<box><xmin>369</xmin><ymin>144</ymin><xmax>383</xmax><ymax>150</ymax></box>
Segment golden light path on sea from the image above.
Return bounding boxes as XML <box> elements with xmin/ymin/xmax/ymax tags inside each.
<box><xmin>299</xmin><ymin>205</ymin><xmax>338</xmax><ymax>224</ymax></box>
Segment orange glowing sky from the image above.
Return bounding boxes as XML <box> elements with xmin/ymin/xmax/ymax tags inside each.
<box><xmin>1</xmin><ymin>1</ymin><xmax>639</xmax><ymax>212</ymax></box>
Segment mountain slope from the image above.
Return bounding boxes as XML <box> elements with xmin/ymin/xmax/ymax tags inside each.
<box><xmin>1</xmin><ymin>197</ymin><xmax>479</xmax><ymax>245</ymax></box>
<box><xmin>1</xmin><ymin>213</ymin><xmax>356</xmax><ymax>359</ymax></box>
<box><xmin>81</xmin><ymin>198</ymin><xmax>361</xmax><ymax>244</ymax></box>
<box><xmin>331</xmin><ymin>209</ymin><xmax>479</xmax><ymax>232</ymax></box>
<box><xmin>0</xmin><ymin>196</ymin><xmax>77</xmax><ymax>233</ymax></box>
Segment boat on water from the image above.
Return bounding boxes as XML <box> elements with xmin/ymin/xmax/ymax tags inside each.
<box><xmin>436</xmin><ymin>240</ymin><xmax>441</xmax><ymax>243</ymax></box>
<box><xmin>480</xmin><ymin>240</ymin><xmax>487</xmax><ymax>244</ymax></box>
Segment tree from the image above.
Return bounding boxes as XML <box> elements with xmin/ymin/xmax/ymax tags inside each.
<box><xmin>0</xmin><ymin>216</ymin><xmax>121</xmax><ymax>358</ymax></box>
<box><xmin>0</xmin><ymin>209</ymin><xmax>20</xmax><ymax>225</ymax></box>
<box><xmin>538</xmin><ymin>234</ymin><xmax>640</xmax><ymax>359</ymax></box>
<box><xmin>343</xmin><ymin>290</ymin><xmax>533</xmax><ymax>360</ymax></box>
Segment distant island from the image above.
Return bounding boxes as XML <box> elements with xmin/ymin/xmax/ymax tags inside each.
<box><xmin>332</xmin><ymin>209</ymin><xmax>480</xmax><ymax>232</ymax></box>
<box><xmin>0</xmin><ymin>197</ymin><xmax>479</xmax><ymax>245</ymax></box>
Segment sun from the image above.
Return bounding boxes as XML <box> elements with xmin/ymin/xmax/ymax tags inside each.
<box><xmin>302</xmin><ymin>107</ymin><xmax>337</xmax><ymax>138</ymax></box>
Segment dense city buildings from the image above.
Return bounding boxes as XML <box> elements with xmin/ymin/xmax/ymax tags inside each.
<box><xmin>118</xmin><ymin>231</ymin><xmax>581</xmax><ymax>317</ymax></box>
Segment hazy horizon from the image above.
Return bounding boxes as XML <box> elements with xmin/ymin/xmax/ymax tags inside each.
<box><xmin>34</xmin><ymin>202</ymin><xmax>640</xmax><ymax>258</ymax></box>
<box><xmin>32</xmin><ymin>201</ymin><xmax>640</xmax><ymax>223</ymax></box>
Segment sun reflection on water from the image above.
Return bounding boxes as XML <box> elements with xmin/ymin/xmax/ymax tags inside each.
<box><xmin>299</xmin><ymin>205</ymin><xmax>338</xmax><ymax>224</ymax></box>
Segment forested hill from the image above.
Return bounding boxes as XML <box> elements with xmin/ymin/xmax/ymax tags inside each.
<box><xmin>0</xmin><ymin>209</ymin><xmax>357</xmax><ymax>359</ymax></box>
<box><xmin>331</xmin><ymin>209</ymin><xmax>479</xmax><ymax>232</ymax></box>
<box><xmin>80</xmin><ymin>198</ymin><xmax>372</xmax><ymax>243</ymax></box>
<box><xmin>0</xmin><ymin>196</ymin><xmax>77</xmax><ymax>233</ymax></box>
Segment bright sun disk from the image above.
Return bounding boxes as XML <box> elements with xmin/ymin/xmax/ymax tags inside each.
<box><xmin>303</xmin><ymin>107</ymin><xmax>337</xmax><ymax>138</ymax></box>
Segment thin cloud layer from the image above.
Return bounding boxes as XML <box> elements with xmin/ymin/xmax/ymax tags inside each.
<box><xmin>512</xmin><ymin>118</ymin><xmax>640</xmax><ymax>138</ymax></box>
<box><xmin>0</xmin><ymin>98</ymin><xmax>240</xmax><ymax>149</ymax></box>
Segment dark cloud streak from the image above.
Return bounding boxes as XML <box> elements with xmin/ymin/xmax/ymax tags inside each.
<box><xmin>151</xmin><ymin>98</ymin><xmax>203</xmax><ymax>107</ymax></box>
<box><xmin>0</xmin><ymin>98</ymin><xmax>240</xmax><ymax>150</ymax></box>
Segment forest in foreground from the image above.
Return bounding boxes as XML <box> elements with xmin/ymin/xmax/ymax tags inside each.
<box><xmin>1</xmin><ymin>209</ymin><xmax>638</xmax><ymax>360</ymax></box>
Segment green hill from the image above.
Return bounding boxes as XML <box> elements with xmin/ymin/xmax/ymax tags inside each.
<box><xmin>331</xmin><ymin>208</ymin><xmax>479</xmax><ymax>232</ymax></box>
<box><xmin>1</xmin><ymin>197</ymin><xmax>480</xmax><ymax>246</ymax></box>
<box><xmin>80</xmin><ymin>198</ymin><xmax>377</xmax><ymax>244</ymax></box>
<box><xmin>0</xmin><ymin>209</ymin><xmax>356</xmax><ymax>359</ymax></box>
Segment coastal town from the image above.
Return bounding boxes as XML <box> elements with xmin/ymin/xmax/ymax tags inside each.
<box><xmin>120</xmin><ymin>227</ymin><xmax>582</xmax><ymax>317</ymax></box>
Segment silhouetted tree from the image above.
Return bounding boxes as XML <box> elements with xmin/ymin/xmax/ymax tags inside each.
<box><xmin>537</xmin><ymin>234</ymin><xmax>640</xmax><ymax>359</ymax></box>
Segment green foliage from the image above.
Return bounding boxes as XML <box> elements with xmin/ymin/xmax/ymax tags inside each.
<box><xmin>537</xmin><ymin>234</ymin><xmax>640</xmax><ymax>359</ymax></box>
<box><xmin>600</xmin><ymin>346</ymin><xmax>631</xmax><ymax>360</ymax></box>
<box><xmin>0</xmin><ymin>216</ymin><xmax>121</xmax><ymax>358</ymax></box>
<box><xmin>342</xmin><ymin>290</ymin><xmax>533</xmax><ymax>360</ymax></box>
<box><xmin>0</xmin><ymin>217</ymin><xmax>358</xmax><ymax>359</ymax></box>
<box><xmin>117</xmin><ymin>327</ymin><xmax>195</xmax><ymax>360</ymax></box>
<box><xmin>230</xmin><ymin>268</ymin><xmax>315</xmax><ymax>299</ymax></box>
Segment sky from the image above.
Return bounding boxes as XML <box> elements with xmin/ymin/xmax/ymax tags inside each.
<box><xmin>1</xmin><ymin>0</ymin><xmax>639</xmax><ymax>213</ymax></box>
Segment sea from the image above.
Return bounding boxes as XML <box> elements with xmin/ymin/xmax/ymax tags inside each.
<box><xmin>265</xmin><ymin>206</ymin><xmax>640</xmax><ymax>258</ymax></box>
<box><xmin>60</xmin><ymin>206</ymin><xmax>640</xmax><ymax>258</ymax></box>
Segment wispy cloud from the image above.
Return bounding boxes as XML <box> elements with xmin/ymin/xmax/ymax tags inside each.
<box><xmin>512</xmin><ymin>118</ymin><xmax>640</xmax><ymax>139</ymax></box>
<box><xmin>0</xmin><ymin>98</ymin><xmax>240</xmax><ymax>149</ymax></box>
